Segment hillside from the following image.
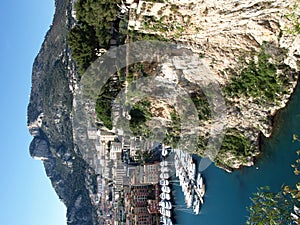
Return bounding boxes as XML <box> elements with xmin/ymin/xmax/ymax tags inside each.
<box><xmin>27</xmin><ymin>0</ymin><xmax>98</xmax><ymax>224</ymax></box>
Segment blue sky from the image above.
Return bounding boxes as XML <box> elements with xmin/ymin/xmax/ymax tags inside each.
<box><xmin>0</xmin><ymin>1</ymin><xmax>66</xmax><ymax>225</ymax></box>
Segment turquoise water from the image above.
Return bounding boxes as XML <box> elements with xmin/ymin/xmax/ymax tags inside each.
<box><xmin>173</xmin><ymin>82</ymin><xmax>300</xmax><ymax>225</ymax></box>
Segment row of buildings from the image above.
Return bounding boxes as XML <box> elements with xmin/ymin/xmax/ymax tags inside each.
<box><xmin>85</xmin><ymin>128</ymin><xmax>165</xmax><ymax>225</ymax></box>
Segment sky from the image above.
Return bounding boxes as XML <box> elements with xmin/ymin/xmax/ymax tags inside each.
<box><xmin>0</xmin><ymin>1</ymin><xmax>66</xmax><ymax>225</ymax></box>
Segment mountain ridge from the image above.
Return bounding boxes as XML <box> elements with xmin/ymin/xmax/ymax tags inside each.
<box><xmin>27</xmin><ymin>0</ymin><xmax>98</xmax><ymax>224</ymax></box>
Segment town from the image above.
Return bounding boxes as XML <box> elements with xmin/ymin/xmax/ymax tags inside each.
<box><xmin>82</xmin><ymin>127</ymin><xmax>205</xmax><ymax>225</ymax></box>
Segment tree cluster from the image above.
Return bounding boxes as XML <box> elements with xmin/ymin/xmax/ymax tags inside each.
<box><xmin>68</xmin><ymin>0</ymin><xmax>121</xmax><ymax>75</ymax></box>
<box><xmin>247</xmin><ymin>148</ymin><xmax>300</xmax><ymax>225</ymax></box>
<box><xmin>224</xmin><ymin>44</ymin><xmax>289</xmax><ymax>103</ymax></box>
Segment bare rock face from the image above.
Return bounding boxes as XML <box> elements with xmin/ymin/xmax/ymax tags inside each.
<box><xmin>127</xmin><ymin>0</ymin><xmax>300</xmax><ymax>170</ymax></box>
<box><xmin>29</xmin><ymin>137</ymin><xmax>50</xmax><ymax>160</ymax></box>
<box><xmin>132</xmin><ymin>0</ymin><xmax>299</xmax><ymax>73</ymax></box>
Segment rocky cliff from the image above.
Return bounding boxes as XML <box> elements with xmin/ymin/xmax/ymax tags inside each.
<box><xmin>27</xmin><ymin>0</ymin><xmax>98</xmax><ymax>224</ymax></box>
<box><xmin>128</xmin><ymin>0</ymin><xmax>300</xmax><ymax>170</ymax></box>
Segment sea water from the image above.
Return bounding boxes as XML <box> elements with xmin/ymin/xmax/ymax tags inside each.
<box><xmin>173</xmin><ymin>82</ymin><xmax>300</xmax><ymax>225</ymax></box>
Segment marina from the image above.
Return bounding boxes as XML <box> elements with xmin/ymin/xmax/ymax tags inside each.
<box><xmin>172</xmin><ymin>83</ymin><xmax>300</xmax><ymax>225</ymax></box>
<box><xmin>174</xmin><ymin>149</ymin><xmax>205</xmax><ymax>213</ymax></box>
<box><xmin>159</xmin><ymin>146</ymin><xmax>174</xmax><ymax>225</ymax></box>
<box><xmin>158</xmin><ymin>146</ymin><xmax>206</xmax><ymax>224</ymax></box>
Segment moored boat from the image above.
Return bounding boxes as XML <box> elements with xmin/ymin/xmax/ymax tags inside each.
<box><xmin>161</xmin><ymin>186</ymin><xmax>171</xmax><ymax>193</ymax></box>
<box><xmin>160</xmin><ymin>160</ymin><xmax>168</xmax><ymax>167</ymax></box>
<box><xmin>160</xmin><ymin>172</ymin><xmax>170</xmax><ymax>179</ymax></box>
<box><xmin>193</xmin><ymin>195</ymin><xmax>200</xmax><ymax>215</ymax></box>
<box><xmin>160</xmin><ymin>179</ymin><xmax>169</xmax><ymax>186</ymax></box>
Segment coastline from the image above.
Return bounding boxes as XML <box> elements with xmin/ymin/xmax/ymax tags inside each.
<box><xmin>266</xmin><ymin>75</ymin><xmax>300</xmax><ymax>140</ymax></box>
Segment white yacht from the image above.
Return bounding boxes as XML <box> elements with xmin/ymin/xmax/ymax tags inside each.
<box><xmin>160</xmin><ymin>160</ymin><xmax>168</xmax><ymax>167</ymax></box>
<box><xmin>160</xmin><ymin>192</ymin><xmax>171</xmax><ymax>200</ymax></box>
<box><xmin>161</xmin><ymin>186</ymin><xmax>171</xmax><ymax>193</ymax></box>
<box><xmin>193</xmin><ymin>195</ymin><xmax>200</xmax><ymax>215</ymax></box>
<box><xmin>160</xmin><ymin>172</ymin><xmax>170</xmax><ymax>179</ymax></box>
<box><xmin>160</xmin><ymin>179</ymin><xmax>169</xmax><ymax>186</ymax></box>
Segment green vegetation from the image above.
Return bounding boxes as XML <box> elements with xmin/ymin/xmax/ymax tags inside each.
<box><xmin>95</xmin><ymin>77</ymin><xmax>123</xmax><ymax>130</ymax></box>
<box><xmin>224</xmin><ymin>44</ymin><xmax>289</xmax><ymax>103</ymax></box>
<box><xmin>178</xmin><ymin>79</ymin><xmax>211</xmax><ymax>122</ymax></box>
<box><xmin>283</xmin><ymin>144</ymin><xmax>300</xmax><ymax>201</ymax></box>
<box><xmin>128</xmin><ymin>100</ymin><xmax>181</xmax><ymax>148</ymax></box>
<box><xmin>213</xmin><ymin>128</ymin><xmax>252</xmax><ymax>168</ymax></box>
<box><xmin>68</xmin><ymin>22</ymin><xmax>99</xmax><ymax>75</ymax></box>
<box><xmin>170</xmin><ymin>4</ymin><xmax>179</xmax><ymax>12</ymax></box>
<box><xmin>194</xmin><ymin>129</ymin><xmax>252</xmax><ymax>169</ymax></box>
<box><xmin>190</xmin><ymin>91</ymin><xmax>211</xmax><ymax>121</ymax></box>
<box><xmin>68</xmin><ymin>0</ymin><xmax>167</xmax><ymax>130</ymax></box>
<box><xmin>142</xmin><ymin>15</ymin><xmax>184</xmax><ymax>34</ymax></box>
<box><xmin>129</xmin><ymin>100</ymin><xmax>152</xmax><ymax>137</ymax></box>
<box><xmin>68</xmin><ymin>0</ymin><xmax>121</xmax><ymax>75</ymax></box>
<box><xmin>246</xmin><ymin>186</ymin><xmax>296</xmax><ymax>225</ymax></box>
<box><xmin>95</xmin><ymin>60</ymin><xmax>159</xmax><ymax>130</ymax></box>
<box><xmin>135</xmin><ymin>150</ymin><xmax>154</xmax><ymax>164</ymax></box>
<box><xmin>284</xmin><ymin>2</ymin><xmax>300</xmax><ymax>35</ymax></box>
<box><xmin>220</xmin><ymin>128</ymin><xmax>251</xmax><ymax>157</ymax></box>
<box><xmin>96</xmin><ymin>97</ymin><xmax>113</xmax><ymax>130</ymax></box>
<box><xmin>42</xmin><ymin>59</ymin><xmax>73</xmax><ymax>111</ymax></box>
<box><xmin>246</xmin><ymin>148</ymin><xmax>300</xmax><ymax>225</ymax></box>
<box><xmin>68</xmin><ymin>0</ymin><xmax>167</xmax><ymax>75</ymax></box>
<box><xmin>164</xmin><ymin>108</ymin><xmax>181</xmax><ymax>147</ymax></box>
<box><xmin>195</xmin><ymin>136</ymin><xmax>208</xmax><ymax>155</ymax></box>
<box><xmin>127</xmin><ymin>30</ymin><xmax>167</xmax><ymax>42</ymax></box>
<box><xmin>127</xmin><ymin>63</ymin><xmax>148</xmax><ymax>83</ymax></box>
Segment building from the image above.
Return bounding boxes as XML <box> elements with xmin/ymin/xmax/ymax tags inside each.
<box><xmin>110</xmin><ymin>142</ymin><xmax>122</xmax><ymax>160</ymax></box>
<box><xmin>112</xmin><ymin>160</ymin><xmax>127</xmax><ymax>190</ymax></box>
<box><xmin>100</xmin><ymin>133</ymin><xmax>118</xmax><ymax>143</ymax></box>
<box><xmin>129</xmin><ymin>163</ymin><xmax>160</xmax><ymax>185</ymax></box>
<box><xmin>143</xmin><ymin>163</ymin><xmax>160</xmax><ymax>184</ymax></box>
<box><xmin>87</xmin><ymin>127</ymin><xmax>98</xmax><ymax>139</ymax></box>
<box><xmin>125</xmin><ymin>185</ymin><xmax>158</xmax><ymax>225</ymax></box>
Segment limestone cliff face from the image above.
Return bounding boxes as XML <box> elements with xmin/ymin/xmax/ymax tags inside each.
<box><xmin>124</xmin><ymin>0</ymin><xmax>300</xmax><ymax>170</ymax></box>
<box><xmin>27</xmin><ymin>0</ymin><xmax>98</xmax><ymax>224</ymax></box>
<box><xmin>132</xmin><ymin>0</ymin><xmax>300</xmax><ymax>71</ymax></box>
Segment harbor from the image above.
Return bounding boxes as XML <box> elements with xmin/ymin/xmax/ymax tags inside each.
<box><xmin>174</xmin><ymin>149</ymin><xmax>205</xmax><ymax>215</ymax></box>
<box><xmin>158</xmin><ymin>146</ymin><xmax>206</xmax><ymax>224</ymax></box>
<box><xmin>159</xmin><ymin>146</ymin><xmax>174</xmax><ymax>225</ymax></box>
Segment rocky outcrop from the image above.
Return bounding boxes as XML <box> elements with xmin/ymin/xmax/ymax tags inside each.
<box><xmin>29</xmin><ymin>136</ymin><xmax>51</xmax><ymax>160</ymax></box>
<box><xmin>132</xmin><ymin>0</ymin><xmax>300</xmax><ymax>72</ymax></box>
<box><xmin>128</xmin><ymin>0</ymin><xmax>300</xmax><ymax>170</ymax></box>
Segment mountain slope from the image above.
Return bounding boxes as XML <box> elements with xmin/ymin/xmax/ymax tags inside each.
<box><xmin>27</xmin><ymin>0</ymin><xmax>98</xmax><ymax>224</ymax></box>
